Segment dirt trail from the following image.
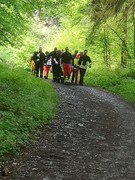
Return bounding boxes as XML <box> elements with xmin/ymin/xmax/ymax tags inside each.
<box><xmin>1</xmin><ymin>82</ymin><xmax>135</xmax><ymax>180</ymax></box>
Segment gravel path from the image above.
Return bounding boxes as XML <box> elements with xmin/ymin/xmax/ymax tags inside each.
<box><xmin>1</xmin><ymin>82</ymin><xmax>135</xmax><ymax>180</ymax></box>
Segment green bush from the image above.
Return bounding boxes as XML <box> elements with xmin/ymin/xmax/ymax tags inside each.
<box><xmin>125</xmin><ymin>69</ymin><xmax>135</xmax><ymax>79</ymax></box>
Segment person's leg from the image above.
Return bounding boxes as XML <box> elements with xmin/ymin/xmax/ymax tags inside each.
<box><xmin>62</xmin><ymin>64</ymin><xmax>66</xmax><ymax>78</ymax></box>
<box><xmin>75</xmin><ymin>69</ymin><xmax>79</xmax><ymax>84</ymax></box>
<box><xmin>52</xmin><ymin>65</ymin><xmax>57</xmax><ymax>81</ymax></box>
<box><xmin>67</xmin><ymin>64</ymin><xmax>71</xmax><ymax>80</ymax></box>
<box><xmin>55</xmin><ymin>65</ymin><xmax>60</xmax><ymax>82</ymax></box>
<box><xmin>43</xmin><ymin>64</ymin><xmax>47</xmax><ymax>78</ymax></box>
<box><xmin>79</xmin><ymin>68</ymin><xmax>85</xmax><ymax>85</ymax></box>
<box><xmin>40</xmin><ymin>64</ymin><xmax>43</xmax><ymax>78</ymax></box>
<box><xmin>46</xmin><ymin>66</ymin><xmax>50</xmax><ymax>78</ymax></box>
<box><xmin>71</xmin><ymin>71</ymin><xmax>75</xmax><ymax>83</ymax></box>
<box><xmin>31</xmin><ymin>61</ymin><xmax>35</xmax><ymax>74</ymax></box>
<box><xmin>79</xmin><ymin>68</ymin><xmax>86</xmax><ymax>85</ymax></box>
<box><xmin>35</xmin><ymin>63</ymin><xmax>39</xmax><ymax>77</ymax></box>
<box><xmin>79</xmin><ymin>68</ymin><xmax>82</xmax><ymax>84</ymax></box>
<box><xmin>33</xmin><ymin>63</ymin><xmax>36</xmax><ymax>75</ymax></box>
<box><xmin>63</xmin><ymin>63</ymin><xmax>68</xmax><ymax>80</ymax></box>
<box><xmin>59</xmin><ymin>67</ymin><xmax>64</xmax><ymax>83</ymax></box>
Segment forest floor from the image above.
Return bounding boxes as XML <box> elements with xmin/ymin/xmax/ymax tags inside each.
<box><xmin>1</xmin><ymin>80</ymin><xmax>135</xmax><ymax>180</ymax></box>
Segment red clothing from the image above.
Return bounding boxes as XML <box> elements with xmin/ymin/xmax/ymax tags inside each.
<box><xmin>62</xmin><ymin>63</ymin><xmax>71</xmax><ymax>77</ymax></box>
<box><xmin>71</xmin><ymin>67</ymin><xmax>79</xmax><ymax>84</ymax></box>
<box><xmin>43</xmin><ymin>64</ymin><xmax>50</xmax><ymax>78</ymax></box>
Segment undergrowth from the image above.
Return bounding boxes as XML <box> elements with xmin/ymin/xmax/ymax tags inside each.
<box><xmin>85</xmin><ymin>67</ymin><xmax>135</xmax><ymax>103</ymax></box>
<box><xmin>0</xmin><ymin>63</ymin><xmax>58</xmax><ymax>156</ymax></box>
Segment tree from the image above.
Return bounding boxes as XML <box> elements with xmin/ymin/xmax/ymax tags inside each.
<box><xmin>121</xmin><ymin>4</ymin><xmax>128</xmax><ymax>66</ymax></box>
<box><xmin>0</xmin><ymin>0</ymin><xmax>52</xmax><ymax>45</ymax></box>
<box><xmin>85</xmin><ymin>0</ymin><xmax>134</xmax><ymax>67</ymax></box>
<box><xmin>103</xmin><ymin>28</ymin><xmax>111</xmax><ymax>66</ymax></box>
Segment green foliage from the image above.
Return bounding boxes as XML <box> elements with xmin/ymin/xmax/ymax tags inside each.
<box><xmin>85</xmin><ymin>67</ymin><xmax>135</xmax><ymax>103</ymax></box>
<box><xmin>0</xmin><ymin>0</ymin><xmax>55</xmax><ymax>45</ymax></box>
<box><xmin>0</xmin><ymin>45</ymin><xmax>28</xmax><ymax>68</ymax></box>
<box><xmin>43</xmin><ymin>0</ymin><xmax>88</xmax><ymax>51</ymax></box>
<box><xmin>85</xmin><ymin>0</ymin><xmax>134</xmax><ymax>65</ymax></box>
<box><xmin>1</xmin><ymin>0</ymin><xmax>134</xmax><ymax>159</ymax></box>
<box><xmin>52</xmin><ymin>24</ymin><xmax>86</xmax><ymax>51</ymax></box>
<box><xmin>0</xmin><ymin>16</ymin><xmax>61</xmax><ymax>69</ymax></box>
<box><xmin>0</xmin><ymin>63</ymin><xmax>58</xmax><ymax>155</ymax></box>
<box><xmin>125</xmin><ymin>69</ymin><xmax>135</xmax><ymax>79</ymax></box>
<box><xmin>110</xmin><ymin>79</ymin><xmax>135</xmax><ymax>102</ymax></box>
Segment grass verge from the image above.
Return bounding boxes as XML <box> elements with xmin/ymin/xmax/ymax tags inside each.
<box><xmin>0</xmin><ymin>63</ymin><xmax>58</xmax><ymax>156</ymax></box>
<box><xmin>85</xmin><ymin>67</ymin><xmax>135</xmax><ymax>103</ymax></box>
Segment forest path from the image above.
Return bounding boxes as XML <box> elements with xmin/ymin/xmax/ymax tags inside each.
<box><xmin>1</xmin><ymin>82</ymin><xmax>135</xmax><ymax>180</ymax></box>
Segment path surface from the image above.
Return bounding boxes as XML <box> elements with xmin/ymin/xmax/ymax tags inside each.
<box><xmin>1</xmin><ymin>82</ymin><xmax>135</xmax><ymax>180</ymax></box>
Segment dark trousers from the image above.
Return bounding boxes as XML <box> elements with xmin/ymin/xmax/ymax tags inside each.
<box><xmin>71</xmin><ymin>72</ymin><xmax>75</xmax><ymax>82</ymax></box>
<box><xmin>52</xmin><ymin>64</ymin><xmax>61</xmax><ymax>81</ymax></box>
<box><xmin>79</xmin><ymin>68</ymin><xmax>86</xmax><ymax>85</ymax></box>
<box><xmin>35</xmin><ymin>63</ymin><xmax>43</xmax><ymax>77</ymax></box>
<box><xmin>71</xmin><ymin>68</ymin><xmax>79</xmax><ymax>84</ymax></box>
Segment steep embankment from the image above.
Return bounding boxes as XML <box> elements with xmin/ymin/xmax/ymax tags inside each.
<box><xmin>0</xmin><ymin>64</ymin><xmax>58</xmax><ymax>156</ymax></box>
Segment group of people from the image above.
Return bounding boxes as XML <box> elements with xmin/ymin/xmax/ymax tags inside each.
<box><xmin>30</xmin><ymin>46</ymin><xmax>92</xmax><ymax>86</ymax></box>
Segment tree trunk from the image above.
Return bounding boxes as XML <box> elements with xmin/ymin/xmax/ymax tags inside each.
<box><xmin>103</xmin><ymin>28</ymin><xmax>111</xmax><ymax>67</ymax></box>
<box><xmin>104</xmin><ymin>29</ymin><xmax>107</xmax><ymax>64</ymax></box>
<box><xmin>121</xmin><ymin>5</ymin><xmax>128</xmax><ymax>66</ymax></box>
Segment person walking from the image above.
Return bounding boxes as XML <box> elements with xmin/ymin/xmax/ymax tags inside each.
<box><xmin>78</xmin><ymin>50</ymin><xmax>92</xmax><ymax>86</ymax></box>
<box><xmin>32</xmin><ymin>47</ymin><xmax>45</xmax><ymax>78</ymax></box>
<box><xmin>48</xmin><ymin>47</ymin><xmax>61</xmax><ymax>82</ymax></box>
<box><xmin>29</xmin><ymin>56</ymin><xmax>36</xmax><ymax>75</ymax></box>
<box><xmin>71</xmin><ymin>50</ymin><xmax>78</xmax><ymax>84</ymax></box>
<box><xmin>61</xmin><ymin>47</ymin><xmax>72</xmax><ymax>82</ymax></box>
<box><xmin>43</xmin><ymin>51</ymin><xmax>51</xmax><ymax>79</ymax></box>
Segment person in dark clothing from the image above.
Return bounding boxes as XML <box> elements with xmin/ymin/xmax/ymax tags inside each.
<box><xmin>48</xmin><ymin>47</ymin><xmax>61</xmax><ymax>82</ymax></box>
<box><xmin>32</xmin><ymin>47</ymin><xmax>45</xmax><ymax>78</ymax></box>
<box><xmin>57</xmin><ymin>65</ymin><xmax>64</xmax><ymax>83</ymax></box>
<box><xmin>78</xmin><ymin>50</ymin><xmax>92</xmax><ymax>86</ymax></box>
<box><xmin>61</xmin><ymin>47</ymin><xmax>72</xmax><ymax>81</ymax></box>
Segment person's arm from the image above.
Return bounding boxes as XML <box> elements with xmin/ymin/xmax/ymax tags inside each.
<box><xmin>78</xmin><ymin>56</ymin><xmax>82</xmax><ymax>66</ymax></box>
<box><xmin>88</xmin><ymin>56</ymin><xmax>92</xmax><ymax>68</ymax></box>
<box><xmin>85</xmin><ymin>56</ymin><xmax>92</xmax><ymax>68</ymax></box>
